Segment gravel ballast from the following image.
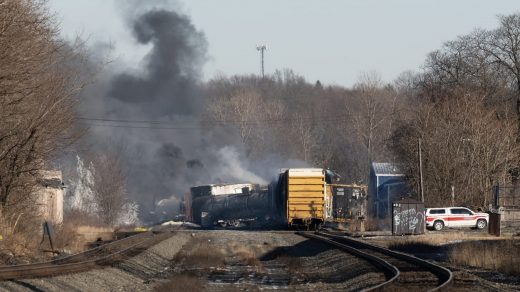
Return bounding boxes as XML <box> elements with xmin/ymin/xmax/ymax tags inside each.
<box><xmin>0</xmin><ymin>231</ymin><xmax>191</xmax><ymax>292</ymax></box>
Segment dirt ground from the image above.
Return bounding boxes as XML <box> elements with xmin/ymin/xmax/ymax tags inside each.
<box><xmin>155</xmin><ymin>230</ymin><xmax>385</xmax><ymax>291</ymax></box>
<box><xmin>1</xmin><ymin>228</ymin><xmax>519</xmax><ymax>291</ymax></box>
<box><xmin>361</xmin><ymin>229</ymin><xmax>520</xmax><ymax>291</ymax></box>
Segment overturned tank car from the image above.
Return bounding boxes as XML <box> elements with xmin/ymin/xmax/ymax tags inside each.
<box><xmin>200</xmin><ymin>187</ymin><xmax>276</xmax><ymax>228</ymax></box>
<box><xmin>189</xmin><ymin>184</ymin><xmax>279</xmax><ymax>228</ymax></box>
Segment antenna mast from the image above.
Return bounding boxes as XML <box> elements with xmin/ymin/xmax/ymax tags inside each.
<box><xmin>256</xmin><ymin>44</ymin><xmax>266</xmax><ymax>78</ymax></box>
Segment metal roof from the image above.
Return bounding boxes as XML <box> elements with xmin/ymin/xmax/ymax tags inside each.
<box><xmin>38</xmin><ymin>178</ymin><xmax>64</xmax><ymax>189</ymax></box>
<box><xmin>288</xmin><ymin>168</ymin><xmax>324</xmax><ymax>177</ymax></box>
<box><xmin>372</xmin><ymin>162</ymin><xmax>404</xmax><ymax>176</ymax></box>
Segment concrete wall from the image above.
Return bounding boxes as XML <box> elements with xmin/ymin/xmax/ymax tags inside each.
<box><xmin>501</xmin><ymin>208</ymin><xmax>520</xmax><ymax>221</ymax></box>
<box><xmin>35</xmin><ymin>170</ymin><xmax>64</xmax><ymax>224</ymax></box>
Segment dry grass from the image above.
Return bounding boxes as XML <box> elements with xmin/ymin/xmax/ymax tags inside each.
<box><xmin>0</xmin><ymin>210</ymin><xmax>114</xmax><ymax>264</ymax></box>
<box><xmin>176</xmin><ymin>240</ymin><xmax>226</xmax><ymax>269</ymax></box>
<box><xmin>64</xmin><ymin>210</ymin><xmax>106</xmax><ymax>228</ymax></box>
<box><xmin>364</xmin><ymin>217</ymin><xmax>388</xmax><ymax>231</ymax></box>
<box><xmin>0</xmin><ymin>213</ymin><xmax>42</xmax><ymax>256</ymax></box>
<box><xmin>380</xmin><ymin>232</ymin><xmax>495</xmax><ymax>248</ymax></box>
<box><xmin>449</xmin><ymin>240</ymin><xmax>520</xmax><ymax>275</ymax></box>
<box><xmin>76</xmin><ymin>225</ymin><xmax>113</xmax><ymax>234</ymax></box>
<box><xmin>60</xmin><ymin>211</ymin><xmax>114</xmax><ymax>252</ymax></box>
<box><xmin>276</xmin><ymin>254</ymin><xmax>302</xmax><ymax>270</ymax></box>
<box><xmin>155</xmin><ymin>273</ymin><xmax>205</xmax><ymax>292</ymax></box>
<box><xmin>51</xmin><ymin>222</ymin><xmax>85</xmax><ymax>253</ymax></box>
<box><xmin>234</xmin><ymin>248</ymin><xmax>259</xmax><ymax>266</ymax></box>
<box><xmin>382</xmin><ymin>234</ymin><xmax>520</xmax><ymax>276</ymax></box>
<box><xmin>179</xmin><ymin>240</ymin><xmax>270</xmax><ymax>268</ymax></box>
<box><xmin>222</xmin><ymin>241</ymin><xmax>271</xmax><ymax>267</ymax></box>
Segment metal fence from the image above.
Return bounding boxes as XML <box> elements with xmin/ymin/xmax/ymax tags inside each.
<box><xmin>490</xmin><ymin>185</ymin><xmax>520</xmax><ymax>235</ymax></box>
<box><xmin>493</xmin><ymin>185</ymin><xmax>520</xmax><ymax>209</ymax></box>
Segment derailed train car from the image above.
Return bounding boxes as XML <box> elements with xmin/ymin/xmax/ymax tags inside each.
<box><xmin>186</xmin><ymin>168</ymin><xmax>366</xmax><ymax>229</ymax></box>
<box><xmin>276</xmin><ymin>168</ymin><xmax>331</xmax><ymax>229</ymax></box>
<box><xmin>199</xmin><ymin>187</ymin><xmax>274</xmax><ymax>228</ymax></box>
<box><xmin>188</xmin><ymin>183</ymin><xmax>260</xmax><ymax>226</ymax></box>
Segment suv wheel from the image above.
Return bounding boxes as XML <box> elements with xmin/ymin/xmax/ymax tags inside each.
<box><xmin>433</xmin><ymin>220</ymin><xmax>444</xmax><ymax>231</ymax></box>
<box><xmin>476</xmin><ymin>219</ymin><xmax>487</xmax><ymax>229</ymax></box>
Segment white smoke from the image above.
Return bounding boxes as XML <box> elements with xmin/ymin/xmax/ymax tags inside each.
<box><xmin>117</xmin><ymin>201</ymin><xmax>140</xmax><ymax>225</ymax></box>
<box><xmin>65</xmin><ymin>155</ymin><xmax>140</xmax><ymax>226</ymax></box>
<box><xmin>67</xmin><ymin>155</ymin><xmax>96</xmax><ymax>214</ymax></box>
<box><xmin>154</xmin><ymin>195</ymin><xmax>181</xmax><ymax>221</ymax></box>
<box><xmin>210</xmin><ymin>146</ymin><xmax>267</xmax><ymax>184</ymax></box>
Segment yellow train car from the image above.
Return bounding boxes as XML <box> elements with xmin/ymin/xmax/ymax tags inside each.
<box><xmin>280</xmin><ymin>168</ymin><xmax>329</xmax><ymax>228</ymax></box>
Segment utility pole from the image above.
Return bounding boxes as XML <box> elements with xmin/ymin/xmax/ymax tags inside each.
<box><xmin>451</xmin><ymin>185</ymin><xmax>455</xmax><ymax>207</ymax></box>
<box><xmin>419</xmin><ymin>138</ymin><xmax>425</xmax><ymax>203</ymax></box>
<box><xmin>256</xmin><ymin>44</ymin><xmax>266</xmax><ymax>78</ymax></box>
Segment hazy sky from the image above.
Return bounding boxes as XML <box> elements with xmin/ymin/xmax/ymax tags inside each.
<box><xmin>49</xmin><ymin>0</ymin><xmax>520</xmax><ymax>87</ymax></box>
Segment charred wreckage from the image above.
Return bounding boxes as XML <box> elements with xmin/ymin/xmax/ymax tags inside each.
<box><xmin>183</xmin><ymin>168</ymin><xmax>367</xmax><ymax>229</ymax></box>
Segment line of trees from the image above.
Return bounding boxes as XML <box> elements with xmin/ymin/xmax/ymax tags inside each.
<box><xmin>394</xmin><ymin>13</ymin><xmax>520</xmax><ymax>207</ymax></box>
<box><xmin>3</xmin><ymin>0</ymin><xmax>519</xmax><ymax>229</ymax></box>
<box><xmin>0</xmin><ymin>0</ymin><xmax>82</xmax><ymax>217</ymax></box>
<box><xmin>0</xmin><ymin>0</ymin><xmax>133</xmax><ymax>232</ymax></box>
<box><xmin>205</xmin><ymin>13</ymin><xmax>520</xmax><ymax>208</ymax></box>
<box><xmin>204</xmin><ymin>70</ymin><xmax>397</xmax><ymax>185</ymax></box>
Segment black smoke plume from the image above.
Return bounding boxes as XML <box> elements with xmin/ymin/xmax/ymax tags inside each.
<box><xmin>109</xmin><ymin>9</ymin><xmax>205</xmax><ymax>115</ymax></box>
<box><xmin>75</xmin><ymin>6</ymin><xmax>265</xmax><ymax>222</ymax></box>
<box><xmin>73</xmin><ymin>5</ymin><xmax>307</xmax><ymax>223</ymax></box>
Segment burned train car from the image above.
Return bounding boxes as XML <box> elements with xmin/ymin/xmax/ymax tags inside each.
<box><xmin>186</xmin><ymin>168</ymin><xmax>367</xmax><ymax>229</ymax></box>
<box><xmin>199</xmin><ymin>186</ymin><xmax>274</xmax><ymax>228</ymax></box>
<box><xmin>188</xmin><ymin>183</ymin><xmax>263</xmax><ymax>226</ymax></box>
<box><xmin>329</xmin><ymin>184</ymin><xmax>367</xmax><ymax>222</ymax></box>
<box><xmin>187</xmin><ymin>168</ymin><xmax>331</xmax><ymax>229</ymax></box>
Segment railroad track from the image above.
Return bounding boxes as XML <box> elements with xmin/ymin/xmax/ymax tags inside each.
<box><xmin>297</xmin><ymin>231</ymin><xmax>453</xmax><ymax>291</ymax></box>
<box><xmin>0</xmin><ymin>230</ymin><xmax>173</xmax><ymax>280</ymax></box>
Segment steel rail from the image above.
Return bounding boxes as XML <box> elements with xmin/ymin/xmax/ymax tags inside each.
<box><xmin>315</xmin><ymin>231</ymin><xmax>453</xmax><ymax>292</ymax></box>
<box><xmin>0</xmin><ymin>231</ymin><xmax>169</xmax><ymax>280</ymax></box>
<box><xmin>0</xmin><ymin>231</ymin><xmax>153</xmax><ymax>275</ymax></box>
<box><xmin>296</xmin><ymin>231</ymin><xmax>399</xmax><ymax>291</ymax></box>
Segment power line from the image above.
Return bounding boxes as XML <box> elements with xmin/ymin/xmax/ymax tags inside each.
<box><xmin>78</xmin><ymin>122</ymin><xmax>200</xmax><ymax>130</ymax></box>
<box><xmin>78</xmin><ymin>117</ymin><xmax>176</xmax><ymax>125</ymax></box>
<box><xmin>78</xmin><ymin>116</ymin><xmax>348</xmax><ymax>126</ymax></box>
<box><xmin>78</xmin><ymin>116</ymin><xmax>349</xmax><ymax>131</ymax></box>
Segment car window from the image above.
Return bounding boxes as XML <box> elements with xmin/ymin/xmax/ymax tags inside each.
<box><xmin>429</xmin><ymin>209</ymin><xmax>445</xmax><ymax>214</ymax></box>
<box><xmin>451</xmin><ymin>208</ymin><xmax>472</xmax><ymax>215</ymax></box>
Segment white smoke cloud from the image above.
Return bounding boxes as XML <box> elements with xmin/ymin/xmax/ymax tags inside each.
<box><xmin>210</xmin><ymin>146</ymin><xmax>267</xmax><ymax>184</ymax></box>
<box><xmin>65</xmin><ymin>155</ymin><xmax>140</xmax><ymax>226</ymax></box>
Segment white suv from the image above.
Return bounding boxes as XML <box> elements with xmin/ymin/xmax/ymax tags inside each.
<box><xmin>426</xmin><ymin>207</ymin><xmax>488</xmax><ymax>231</ymax></box>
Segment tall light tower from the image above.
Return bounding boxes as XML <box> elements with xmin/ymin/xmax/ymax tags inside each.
<box><xmin>256</xmin><ymin>44</ymin><xmax>267</xmax><ymax>78</ymax></box>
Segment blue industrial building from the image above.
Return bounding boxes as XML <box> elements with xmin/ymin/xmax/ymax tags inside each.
<box><xmin>369</xmin><ymin>162</ymin><xmax>410</xmax><ymax>218</ymax></box>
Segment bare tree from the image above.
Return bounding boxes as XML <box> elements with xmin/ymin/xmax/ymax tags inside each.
<box><xmin>292</xmin><ymin>113</ymin><xmax>317</xmax><ymax>162</ymax></box>
<box><xmin>478</xmin><ymin>14</ymin><xmax>520</xmax><ymax>135</ymax></box>
<box><xmin>0</xmin><ymin>0</ymin><xmax>83</xmax><ymax>214</ymax></box>
<box><xmin>421</xmin><ymin>14</ymin><xmax>520</xmax><ymax>134</ymax></box>
<box><xmin>391</xmin><ymin>90</ymin><xmax>519</xmax><ymax>207</ymax></box>
<box><xmin>90</xmin><ymin>150</ymin><xmax>128</xmax><ymax>226</ymax></box>
<box><xmin>206</xmin><ymin>87</ymin><xmax>287</xmax><ymax>158</ymax></box>
<box><xmin>343</xmin><ymin>72</ymin><xmax>399</xmax><ymax>182</ymax></box>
